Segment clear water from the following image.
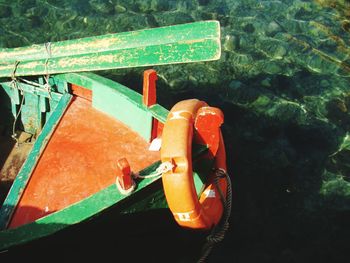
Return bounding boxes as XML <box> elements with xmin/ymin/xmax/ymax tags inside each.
<box><xmin>0</xmin><ymin>0</ymin><xmax>349</xmax><ymax>262</ymax></box>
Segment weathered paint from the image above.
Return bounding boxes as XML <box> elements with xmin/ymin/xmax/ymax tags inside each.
<box><xmin>143</xmin><ymin>69</ymin><xmax>157</xmax><ymax>107</ymax></box>
<box><xmin>1</xmin><ymin>82</ymin><xmax>62</xmax><ymax>101</ymax></box>
<box><xmin>54</xmin><ymin>72</ymin><xmax>154</xmax><ymax>141</ymax></box>
<box><xmin>1</xmin><ymin>80</ymin><xmax>63</xmax><ymax>135</ymax></box>
<box><xmin>0</xmin><ymin>21</ymin><xmax>221</xmax><ymax>78</ymax></box>
<box><xmin>0</xmin><ymin>143</ymin><xmax>208</xmax><ymax>251</ymax></box>
<box><xmin>0</xmin><ymin>21</ymin><xmax>220</xmax><ymax>63</ymax></box>
<box><xmin>0</xmin><ymin>72</ymin><xmax>211</xmax><ymax>250</ymax></box>
<box><xmin>70</xmin><ymin>84</ymin><xmax>92</xmax><ymax>101</ymax></box>
<box><xmin>0</xmin><ymin>168</ymin><xmax>163</xmax><ymax>251</ymax></box>
<box><xmin>0</xmin><ymin>93</ymin><xmax>72</xmax><ymax>230</ymax></box>
<box><xmin>54</xmin><ymin>73</ymin><xmax>169</xmax><ymax>124</ymax></box>
<box><xmin>9</xmin><ymin>97</ymin><xmax>159</xmax><ymax>228</ymax></box>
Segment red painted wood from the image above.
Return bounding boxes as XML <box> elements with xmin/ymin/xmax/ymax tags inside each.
<box><xmin>157</xmin><ymin>121</ymin><xmax>164</xmax><ymax>136</ymax></box>
<box><xmin>71</xmin><ymin>84</ymin><xmax>92</xmax><ymax>101</ymax></box>
<box><xmin>194</xmin><ymin>107</ymin><xmax>224</xmax><ymax>158</ymax></box>
<box><xmin>116</xmin><ymin>158</ymin><xmax>133</xmax><ymax>191</ymax></box>
<box><xmin>143</xmin><ymin>69</ymin><xmax>159</xmax><ymax>141</ymax></box>
<box><xmin>151</xmin><ymin>118</ymin><xmax>159</xmax><ymax>141</ymax></box>
<box><xmin>9</xmin><ymin>97</ymin><xmax>159</xmax><ymax>228</ymax></box>
<box><xmin>142</xmin><ymin>69</ymin><xmax>157</xmax><ymax>107</ymax></box>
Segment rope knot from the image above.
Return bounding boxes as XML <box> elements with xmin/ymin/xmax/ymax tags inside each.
<box><xmin>156</xmin><ymin>161</ymin><xmax>174</xmax><ymax>174</ymax></box>
<box><xmin>133</xmin><ymin>161</ymin><xmax>174</xmax><ymax>179</ymax></box>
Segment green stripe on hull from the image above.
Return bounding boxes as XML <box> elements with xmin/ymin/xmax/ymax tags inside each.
<box><xmin>0</xmin><ymin>93</ymin><xmax>73</xmax><ymax>230</ymax></box>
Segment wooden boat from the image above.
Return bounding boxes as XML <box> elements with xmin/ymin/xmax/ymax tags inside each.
<box><xmin>0</xmin><ymin>21</ymin><xmax>231</xmax><ymax>256</ymax></box>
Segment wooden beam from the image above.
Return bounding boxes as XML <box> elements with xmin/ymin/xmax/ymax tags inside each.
<box><xmin>0</xmin><ymin>21</ymin><xmax>221</xmax><ymax>78</ymax></box>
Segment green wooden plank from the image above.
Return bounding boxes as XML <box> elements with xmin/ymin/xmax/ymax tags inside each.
<box><xmin>1</xmin><ymin>82</ymin><xmax>62</xmax><ymax>101</ymax></box>
<box><xmin>0</xmin><ymin>93</ymin><xmax>72</xmax><ymax>230</ymax></box>
<box><xmin>20</xmin><ymin>91</ymin><xmax>40</xmax><ymax>134</ymax></box>
<box><xmin>93</xmin><ymin>84</ymin><xmax>153</xmax><ymax>141</ymax></box>
<box><xmin>0</xmin><ymin>21</ymin><xmax>220</xmax><ymax>63</ymax></box>
<box><xmin>54</xmin><ymin>73</ymin><xmax>170</xmax><ymax>123</ymax></box>
<box><xmin>0</xmin><ymin>40</ymin><xmax>220</xmax><ymax>78</ymax></box>
<box><xmin>0</xmin><ymin>21</ymin><xmax>221</xmax><ymax>78</ymax></box>
<box><xmin>55</xmin><ymin>72</ymin><xmax>156</xmax><ymax>140</ymax></box>
<box><xmin>149</xmin><ymin>104</ymin><xmax>169</xmax><ymax>123</ymax></box>
<box><xmin>53</xmin><ymin>72</ymin><xmax>93</xmax><ymax>90</ymax></box>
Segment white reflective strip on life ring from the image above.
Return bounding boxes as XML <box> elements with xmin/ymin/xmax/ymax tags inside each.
<box><xmin>203</xmin><ymin>189</ymin><xmax>216</xmax><ymax>198</ymax></box>
<box><xmin>174</xmin><ymin>211</ymin><xmax>194</xmax><ymax>222</ymax></box>
<box><xmin>169</xmin><ymin>110</ymin><xmax>191</xmax><ymax>121</ymax></box>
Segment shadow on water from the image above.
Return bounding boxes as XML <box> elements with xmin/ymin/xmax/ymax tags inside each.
<box><xmin>1</xmin><ymin>0</ymin><xmax>350</xmax><ymax>262</ymax></box>
<box><xmin>183</xmin><ymin>68</ymin><xmax>350</xmax><ymax>262</ymax></box>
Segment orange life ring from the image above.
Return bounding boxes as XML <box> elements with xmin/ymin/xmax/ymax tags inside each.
<box><xmin>161</xmin><ymin>99</ymin><xmax>228</xmax><ymax>229</ymax></box>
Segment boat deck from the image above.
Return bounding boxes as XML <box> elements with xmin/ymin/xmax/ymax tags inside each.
<box><xmin>9</xmin><ymin>96</ymin><xmax>160</xmax><ymax>228</ymax></box>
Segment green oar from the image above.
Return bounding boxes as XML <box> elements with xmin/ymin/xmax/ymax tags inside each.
<box><xmin>0</xmin><ymin>21</ymin><xmax>221</xmax><ymax>78</ymax></box>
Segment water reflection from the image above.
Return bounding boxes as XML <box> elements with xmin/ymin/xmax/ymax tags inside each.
<box><xmin>0</xmin><ymin>0</ymin><xmax>349</xmax><ymax>262</ymax></box>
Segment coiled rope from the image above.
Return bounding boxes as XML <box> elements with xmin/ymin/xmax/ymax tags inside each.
<box><xmin>197</xmin><ymin>169</ymin><xmax>232</xmax><ymax>263</ymax></box>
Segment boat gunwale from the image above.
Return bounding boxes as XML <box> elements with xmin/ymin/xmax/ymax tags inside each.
<box><xmin>0</xmin><ymin>72</ymin><xmax>171</xmax><ymax>250</ymax></box>
<box><xmin>0</xmin><ymin>72</ymin><xmax>210</xmax><ymax>251</ymax></box>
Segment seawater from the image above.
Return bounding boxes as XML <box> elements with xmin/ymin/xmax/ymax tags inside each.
<box><xmin>0</xmin><ymin>0</ymin><xmax>349</xmax><ymax>262</ymax></box>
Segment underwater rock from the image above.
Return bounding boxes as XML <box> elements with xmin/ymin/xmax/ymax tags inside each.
<box><xmin>306</xmin><ymin>54</ymin><xmax>339</xmax><ymax>74</ymax></box>
<box><xmin>89</xmin><ymin>0</ymin><xmax>114</xmax><ymax>15</ymax></box>
<box><xmin>243</xmin><ymin>23</ymin><xmax>255</xmax><ymax>34</ymax></box>
<box><xmin>114</xmin><ymin>4</ymin><xmax>127</xmax><ymax>13</ymax></box>
<box><xmin>267</xmin><ymin>100</ymin><xmax>307</xmax><ymax>125</ymax></box>
<box><xmin>257</xmin><ymin>39</ymin><xmax>288</xmax><ymax>60</ymax></box>
<box><xmin>229</xmin><ymin>80</ymin><xmax>244</xmax><ymax>90</ymax></box>
<box><xmin>114</xmin><ymin>12</ymin><xmax>149</xmax><ymax>31</ymax></box>
<box><xmin>326</xmin><ymin>97</ymin><xmax>349</xmax><ymax>128</ymax></box>
<box><xmin>10</xmin><ymin>0</ymin><xmax>37</xmax><ymax>17</ymax></box>
<box><xmin>151</xmin><ymin>0</ymin><xmax>171</xmax><ymax>12</ymax></box>
<box><xmin>266</xmin><ymin>21</ymin><xmax>282</xmax><ymax>37</ymax></box>
<box><xmin>198</xmin><ymin>0</ymin><xmax>210</xmax><ymax>6</ymax></box>
<box><xmin>263</xmin><ymin>62</ymin><xmax>283</xmax><ymax>75</ymax></box>
<box><xmin>153</xmin><ymin>11</ymin><xmax>194</xmax><ymax>26</ymax></box>
<box><xmin>0</xmin><ymin>5</ymin><xmax>12</xmax><ymax>18</ymax></box>
<box><xmin>134</xmin><ymin>0</ymin><xmax>153</xmax><ymax>13</ymax></box>
<box><xmin>222</xmin><ymin>34</ymin><xmax>238</xmax><ymax>52</ymax></box>
<box><xmin>256</xmin><ymin>0</ymin><xmax>289</xmax><ymax>15</ymax></box>
<box><xmin>261</xmin><ymin>77</ymin><xmax>272</xmax><ymax>87</ymax></box>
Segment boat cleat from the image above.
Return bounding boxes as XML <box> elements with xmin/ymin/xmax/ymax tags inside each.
<box><xmin>116</xmin><ymin>158</ymin><xmax>136</xmax><ymax>195</ymax></box>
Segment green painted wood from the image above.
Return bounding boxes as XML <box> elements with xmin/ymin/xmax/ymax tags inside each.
<box><xmin>1</xmin><ymin>82</ymin><xmax>62</xmax><ymax>101</ymax></box>
<box><xmin>20</xmin><ymin>91</ymin><xmax>40</xmax><ymax>134</ymax></box>
<box><xmin>0</xmin><ymin>93</ymin><xmax>72</xmax><ymax>230</ymax></box>
<box><xmin>0</xmin><ymin>163</ymin><xmax>164</xmax><ymax>251</ymax></box>
<box><xmin>1</xmin><ymin>84</ymin><xmax>20</xmax><ymax>117</ymax></box>
<box><xmin>0</xmin><ymin>143</ymin><xmax>208</xmax><ymax>251</ymax></box>
<box><xmin>54</xmin><ymin>73</ymin><xmax>170</xmax><ymax>124</ymax></box>
<box><xmin>0</xmin><ymin>72</ymin><xmax>212</xmax><ymax>250</ymax></box>
<box><xmin>0</xmin><ymin>21</ymin><xmax>220</xmax><ymax>62</ymax></box>
<box><xmin>0</xmin><ymin>21</ymin><xmax>221</xmax><ymax>77</ymax></box>
<box><xmin>53</xmin><ymin>72</ymin><xmax>93</xmax><ymax>90</ymax></box>
<box><xmin>93</xmin><ymin>83</ymin><xmax>153</xmax><ymax>141</ymax></box>
<box><xmin>54</xmin><ymin>72</ymin><xmax>157</xmax><ymax>140</ymax></box>
<box><xmin>149</xmin><ymin>104</ymin><xmax>169</xmax><ymax>123</ymax></box>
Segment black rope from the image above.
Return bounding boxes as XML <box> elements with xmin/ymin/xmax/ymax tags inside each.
<box><xmin>197</xmin><ymin>169</ymin><xmax>232</xmax><ymax>263</ymax></box>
